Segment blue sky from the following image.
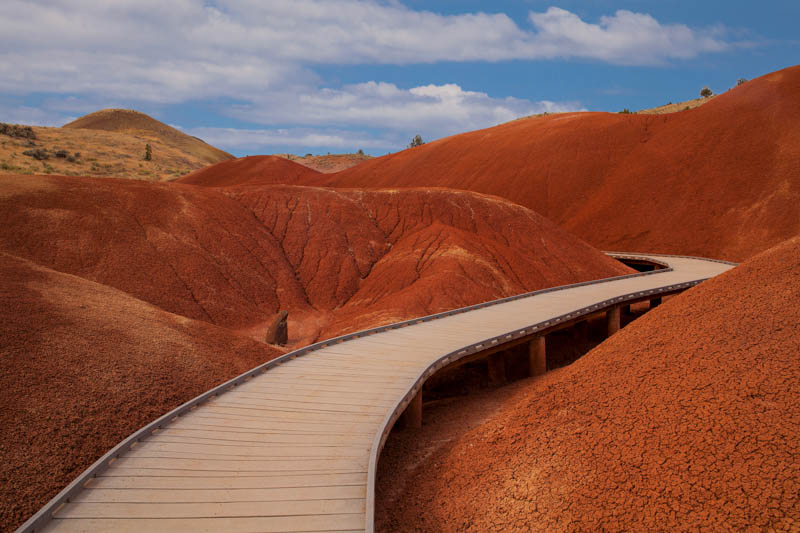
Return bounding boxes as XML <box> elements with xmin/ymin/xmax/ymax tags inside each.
<box><xmin>0</xmin><ymin>1</ymin><xmax>797</xmax><ymax>156</ymax></box>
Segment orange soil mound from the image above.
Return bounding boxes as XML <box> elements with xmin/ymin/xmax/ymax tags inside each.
<box><xmin>0</xmin><ymin>174</ymin><xmax>631</xmax><ymax>346</ymax></box>
<box><xmin>1</xmin><ymin>172</ymin><xmax>633</xmax><ymax>530</ymax></box>
<box><xmin>64</xmin><ymin>108</ymin><xmax>233</xmax><ymax>165</ymax></box>
<box><xmin>179</xmin><ymin>155</ymin><xmax>322</xmax><ymax>187</ymax></box>
<box><xmin>0</xmin><ymin>252</ymin><xmax>283</xmax><ymax>531</ymax></box>
<box><xmin>228</xmin><ymin>185</ymin><xmax>633</xmax><ymax>339</ymax></box>
<box><xmin>0</xmin><ymin>173</ymin><xmax>314</xmax><ymax>335</ymax></box>
<box><xmin>313</xmin><ymin>65</ymin><xmax>800</xmax><ymax>262</ymax></box>
<box><xmin>380</xmin><ymin>236</ymin><xmax>800</xmax><ymax>531</ymax></box>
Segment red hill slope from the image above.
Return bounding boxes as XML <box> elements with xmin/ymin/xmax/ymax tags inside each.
<box><xmin>228</xmin><ymin>185</ymin><xmax>632</xmax><ymax>339</ymax></box>
<box><xmin>0</xmin><ymin>252</ymin><xmax>284</xmax><ymax>531</ymax></box>
<box><xmin>0</xmin><ymin>174</ymin><xmax>632</xmax><ymax>345</ymax></box>
<box><xmin>381</xmin><ymin>235</ymin><xmax>800</xmax><ymax>531</ymax></box>
<box><xmin>314</xmin><ymin>65</ymin><xmax>800</xmax><ymax>262</ymax></box>
<box><xmin>1</xmin><ymin>172</ymin><xmax>632</xmax><ymax>529</ymax></box>
<box><xmin>179</xmin><ymin>155</ymin><xmax>321</xmax><ymax>187</ymax></box>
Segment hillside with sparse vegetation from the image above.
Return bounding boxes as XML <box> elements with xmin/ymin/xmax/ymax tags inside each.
<box><xmin>0</xmin><ymin>109</ymin><xmax>232</xmax><ymax>181</ymax></box>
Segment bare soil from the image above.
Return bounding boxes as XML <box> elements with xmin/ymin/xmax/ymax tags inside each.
<box><xmin>0</xmin><ymin>253</ymin><xmax>284</xmax><ymax>531</ymax></box>
<box><xmin>179</xmin><ymin>155</ymin><xmax>321</xmax><ymax>187</ymax></box>
<box><xmin>0</xmin><ymin>173</ymin><xmax>631</xmax><ymax>346</ymax></box>
<box><xmin>0</xmin><ymin>171</ymin><xmax>633</xmax><ymax>530</ymax></box>
<box><xmin>376</xmin><ymin>236</ymin><xmax>800</xmax><ymax>531</ymax></box>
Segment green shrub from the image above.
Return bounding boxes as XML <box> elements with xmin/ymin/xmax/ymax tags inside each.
<box><xmin>22</xmin><ymin>148</ymin><xmax>49</xmax><ymax>160</ymax></box>
<box><xmin>408</xmin><ymin>134</ymin><xmax>424</xmax><ymax>148</ymax></box>
<box><xmin>0</xmin><ymin>123</ymin><xmax>36</xmax><ymax>140</ymax></box>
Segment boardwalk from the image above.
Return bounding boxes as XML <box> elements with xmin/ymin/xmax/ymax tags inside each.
<box><xmin>22</xmin><ymin>254</ymin><xmax>734</xmax><ymax>533</ymax></box>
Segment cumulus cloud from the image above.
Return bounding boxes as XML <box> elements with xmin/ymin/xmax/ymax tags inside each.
<box><xmin>229</xmin><ymin>81</ymin><xmax>581</xmax><ymax>137</ymax></box>
<box><xmin>183</xmin><ymin>82</ymin><xmax>581</xmax><ymax>152</ymax></box>
<box><xmin>0</xmin><ymin>1</ymin><xmax>735</xmax><ymax>101</ymax></box>
<box><xmin>183</xmin><ymin>126</ymin><xmax>397</xmax><ymax>152</ymax></box>
<box><xmin>0</xmin><ymin>2</ymin><xmax>737</xmax><ymax>150</ymax></box>
<box><xmin>527</xmin><ymin>8</ymin><xmax>730</xmax><ymax>65</ymax></box>
<box><xmin>0</xmin><ymin>104</ymin><xmax>74</xmax><ymax>127</ymax></box>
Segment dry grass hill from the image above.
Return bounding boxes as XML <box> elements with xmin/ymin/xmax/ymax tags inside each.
<box><xmin>0</xmin><ymin>109</ymin><xmax>232</xmax><ymax>181</ymax></box>
<box><xmin>636</xmin><ymin>95</ymin><xmax>715</xmax><ymax>114</ymax></box>
<box><xmin>275</xmin><ymin>152</ymin><xmax>373</xmax><ymax>173</ymax></box>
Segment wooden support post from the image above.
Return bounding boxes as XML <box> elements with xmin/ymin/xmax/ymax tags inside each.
<box><xmin>488</xmin><ymin>352</ymin><xmax>506</xmax><ymax>386</ymax></box>
<box><xmin>650</xmin><ymin>297</ymin><xmax>662</xmax><ymax>309</ymax></box>
<box><xmin>529</xmin><ymin>336</ymin><xmax>546</xmax><ymax>377</ymax></box>
<box><xmin>401</xmin><ymin>389</ymin><xmax>422</xmax><ymax>429</ymax></box>
<box><xmin>607</xmin><ymin>306</ymin><xmax>621</xmax><ymax>337</ymax></box>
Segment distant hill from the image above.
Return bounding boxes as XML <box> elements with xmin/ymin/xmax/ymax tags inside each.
<box><xmin>64</xmin><ymin>108</ymin><xmax>232</xmax><ymax>165</ymax></box>
<box><xmin>275</xmin><ymin>152</ymin><xmax>374</xmax><ymax>173</ymax></box>
<box><xmin>0</xmin><ymin>109</ymin><xmax>233</xmax><ymax>181</ymax></box>
<box><xmin>179</xmin><ymin>155</ymin><xmax>321</xmax><ymax>187</ymax></box>
<box><xmin>636</xmin><ymin>95</ymin><xmax>715</xmax><ymax>114</ymax></box>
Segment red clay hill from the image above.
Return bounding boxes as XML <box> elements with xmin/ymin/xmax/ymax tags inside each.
<box><xmin>0</xmin><ymin>252</ymin><xmax>285</xmax><ymax>530</ymax></box>
<box><xmin>377</xmin><ymin>235</ymin><xmax>800</xmax><ymax>531</ymax></box>
<box><xmin>304</xmin><ymin>65</ymin><xmax>800</xmax><ymax>262</ymax></box>
<box><xmin>179</xmin><ymin>155</ymin><xmax>322</xmax><ymax>187</ymax></box>
<box><xmin>0</xmin><ymin>173</ymin><xmax>632</xmax><ymax>347</ymax></box>
<box><xmin>0</xmin><ymin>171</ymin><xmax>633</xmax><ymax>530</ymax></box>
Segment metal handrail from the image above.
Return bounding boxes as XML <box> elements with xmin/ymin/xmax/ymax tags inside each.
<box><xmin>363</xmin><ymin>253</ymin><xmax>737</xmax><ymax>531</ymax></box>
<box><xmin>15</xmin><ymin>253</ymin><xmax>734</xmax><ymax>533</ymax></box>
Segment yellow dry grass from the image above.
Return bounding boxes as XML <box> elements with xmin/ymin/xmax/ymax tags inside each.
<box><xmin>636</xmin><ymin>95</ymin><xmax>716</xmax><ymax>114</ymax></box>
<box><xmin>0</xmin><ymin>109</ymin><xmax>232</xmax><ymax>182</ymax></box>
<box><xmin>275</xmin><ymin>152</ymin><xmax>373</xmax><ymax>173</ymax></box>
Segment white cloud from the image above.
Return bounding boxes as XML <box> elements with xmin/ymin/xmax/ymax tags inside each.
<box><xmin>0</xmin><ymin>2</ymin><xmax>735</xmax><ymax>101</ymax></box>
<box><xmin>186</xmin><ymin>82</ymin><xmax>583</xmax><ymax>152</ymax></box>
<box><xmin>228</xmin><ymin>81</ymin><xmax>582</xmax><ymax>138</ymax></box>
<box><xmin>0</xmin><ymin>104</ymin><xmax>74</xmax><ymax>127</ymax></box>
<box><xmin>0</xmin><ymin>2</ymin><xmax>737</xmax><ymax>151</ymax></box>
<box><xmin>183</xmin><ymin>126</ymin><xmax>396</xmax><ymax>152</ymax></box>
<box><xmin>527</xmin><ymin>8</ymin><xmax>730</xmax><ymax>65</ymax></box>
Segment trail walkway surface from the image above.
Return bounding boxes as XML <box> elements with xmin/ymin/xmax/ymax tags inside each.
<box><xmin>21</xmin><ymin>254</ymin><xmax>734</xmax><ymax>533</ymax></box>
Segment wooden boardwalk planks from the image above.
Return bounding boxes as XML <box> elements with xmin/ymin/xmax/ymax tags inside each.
<box><xmin>32</xmin><ymin>254</ymin><xmax>733</xmax><ymax>533</ymax></box>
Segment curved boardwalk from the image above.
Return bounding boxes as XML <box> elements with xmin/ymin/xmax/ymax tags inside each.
<box><xmin>23</xmin><ymin>254</ymin><xmax>733</xmax><ymax>533</ymax></box>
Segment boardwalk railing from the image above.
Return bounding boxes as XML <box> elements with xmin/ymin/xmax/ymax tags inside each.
<box><xmin>16</xmin><ymin>253</ymin><xmax>736</xmax><ymax>533</ymax></box>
